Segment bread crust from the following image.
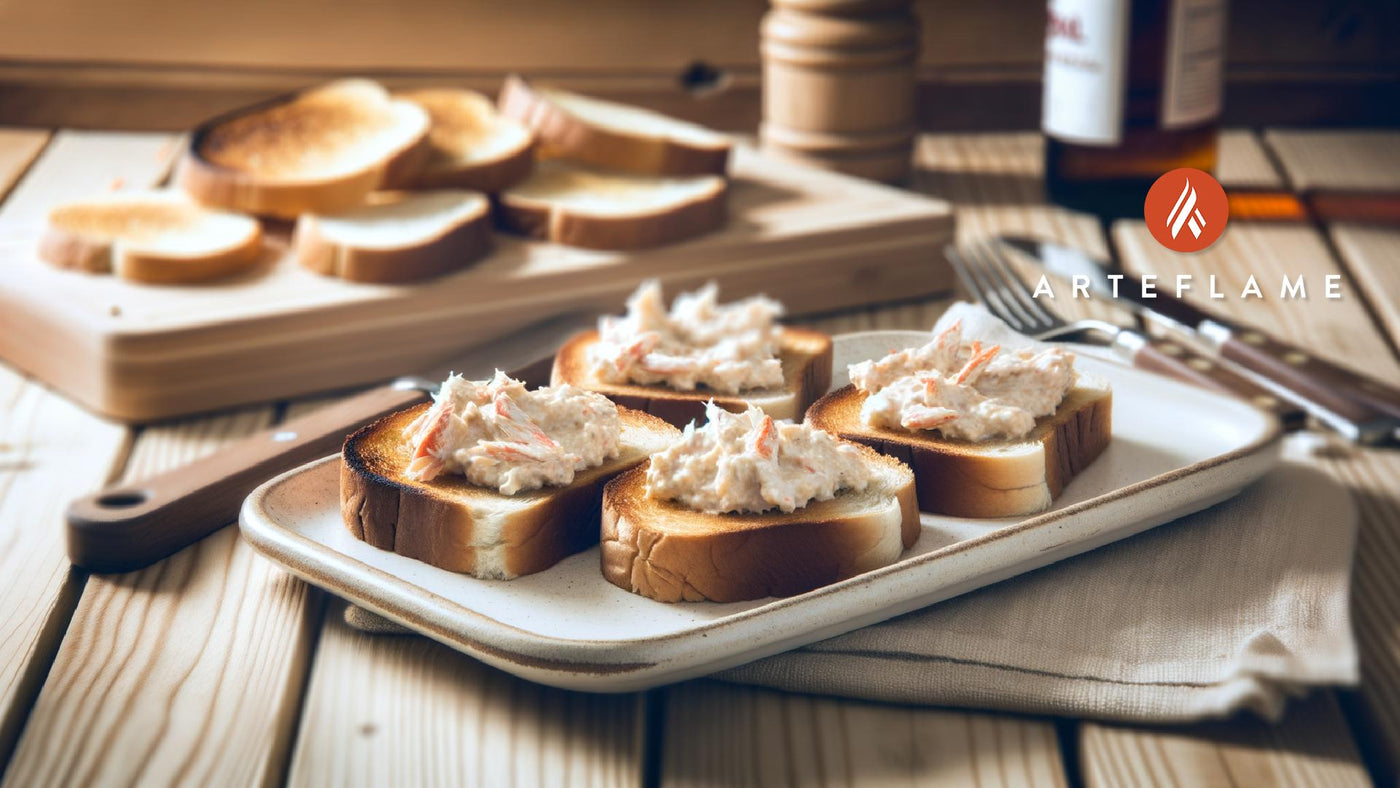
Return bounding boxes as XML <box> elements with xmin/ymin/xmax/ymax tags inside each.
<box><xmin>806</xmin><ymin>383</ymin><xmax>1113</xmax><ymax>518</ymax></box>
<box><xmin>341</xmin><ymin>402</ymin><xmax>678</xmax><ymax>578</ymax></box>
<box><xmin>600</xmin><ymin>445</ymin><xmax>918</xmax><ymax>603</ymax></box>
<box><xmin>294</xmin><ymin>194</ymin><xmax>493</xmax><ymax>284</ymax></box>
<box><xmin>551</xmin><ymin>327</ymin><xmax>833</xmax><ymax>427</ymax></box>
<box><xmin>177</xmin><ymin>81</ymin><xmax>432</xmax><ymax>219</ymax></box>
<box><xmin>497</xmin><ymin>75</ymin><xmax>730</xmax><ymax>176</ymax></box>
<box><xmin>495</xmin><ymin>174</ymin><xmax>728</xmax><ymax>250</ymax></box>
<box><xmin>395</xmin><ymin>88</ymin><xmax>537</xmax><ymax>193</ymax></box>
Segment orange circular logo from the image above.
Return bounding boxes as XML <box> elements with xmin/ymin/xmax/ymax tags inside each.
<box><xmin>1144</xmin><ymin>168</ymin><xmax>1229</xmax><ymax>253</ymax></box>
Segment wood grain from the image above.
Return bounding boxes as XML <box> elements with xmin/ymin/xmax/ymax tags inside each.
<box><xmin>286</xmin><ymin>601</ymin><xmax>644</xmax><ymax>788</ymax></box>
<box><xmin>1112</xmin><ymin>216</ymin><xmax>1400</xmax><ymax>782</ymax></box>
<box><xmin>0</xmin><ymin>142</ymin><xmax>953</xmax><ymax>422</ymax></box>
<box><xmin>661</xmin><ymin>680</ymin><xmax>1067</xmax><ymax>787</ymax></box>
<box><xmin>1265</xmin><ymin>130</ymin><xmax>1400</xmax><ymax>192</ymax></box>
<box><xmin>1082</xmin><ymin>693</ymin><xmax>1369</xmax><ymax>787</ymax></box>
<box><xmin>1328</xmin><ymin>223</ymin><xmax>1400</xmax><ymax>387</ymax></box>
<box><xmin>3</xmin><ymin>406</ymin><xmax>327</xmax><ymax>787</ymax></box>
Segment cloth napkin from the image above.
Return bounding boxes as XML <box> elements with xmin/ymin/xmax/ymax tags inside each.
<box><xmin>344</xmin><ymin>303</ymin><xmax>1359</xmax><ymax>723</ymax></box>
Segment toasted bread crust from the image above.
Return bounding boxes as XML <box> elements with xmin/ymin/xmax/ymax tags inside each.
<box><xmin>495</xmin><ymin>175</ymin><xmax>728</xmax><ymax>250</ymax></box>
<box><xmin>341</xmin><ymin>402</ymin><xmax>678</xmax><ymax>578</ymax></box>
<box><xmin>551</xmin><ymin>327</ymin><xmax>833</xmax><ymax>427</ymax></box>
<box><xmin>395</xmin><ymin>88</ymin><xmax>537</xmax><ymax>192</ymax></box>
<box><xmin>807</xmin><ymin>384</ymin><xmax>1113</xmax><ymax>518</ymax></box>
<box><xmin>601</xmin><ymin>446</ymin><xmax>918</xmax><ymax>603</ymax></box>
<box><xmin>497</xmin><ymin>75</ymin><xmax>730</xmax><ymax>176</ymax></box>
<box><xmin>294</xmin><ymin>196</ymin><xmax>493</xmax><ymax>284</ymax></box>
<box><xmin>177</xmin><ymin>81</ymin><xmax>431</xmax><ymax>219</ymax></box>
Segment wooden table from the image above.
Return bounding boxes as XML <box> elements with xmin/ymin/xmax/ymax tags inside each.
<box><xmin>1</xmin><ymin>127</ymin><xmax>1397</xmax><ymax>786</ymax></box>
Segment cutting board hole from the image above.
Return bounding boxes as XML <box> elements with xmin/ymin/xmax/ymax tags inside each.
<box><xmin>679</xmin><ymin>61</ymin><xmax>729</xmax><ymax>95</ymax></box>
<box><xmin>97</xmin><ymin>490</ymin><xmax>148</xmax><ymax>508</ymax></box>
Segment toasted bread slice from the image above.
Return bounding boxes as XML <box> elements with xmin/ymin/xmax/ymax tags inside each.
<box><xmin>498</xmin><ymin>75</ymin><xmax>730</xmax><ymax>176</ymax></box>
<box><xmin>178</xmin><ymin>79</ymin><xmax>431</xmax><ymax>219</ymax></box>
<box><xmin>39</xmin><ymin>190</ymin><xmax>263</xmax><ymax>284</ymax></box>
<box><xmin>394</xmin><ymin>88</ymin><xmax>535</xmax><ymax>192</ymax></box>
<box><xmin>551</xmin><ymin>327</ymin><xmax>832</xmax><ymax>427</ymax></box>
<box><xmin>806</xmin><ymin>378</ymin><xmax>1113</xmax><ymax>518</ymax></box>
<box><xmin>601</xmin><ymin>445</ymin><xmax>918</xmax><ymax>602</ymax></box>
<box><xmin>342</xmin><ymin>402</ymin><xmax>679</xmax><ymax>579</ymax></box>
<box><xmin>294</xmin><ymin>190</ymin><xmax>491</xmax><ymax>283</ymax></box>
<box><xmin>497</xmin><ymin>160</ymin><xmax>727</xmax><ymax>249</ymax></box>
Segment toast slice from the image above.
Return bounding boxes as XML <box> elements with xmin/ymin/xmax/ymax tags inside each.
<box><xmin>178</xmin><ymin>79</ymin><xmax>431</xmax><ymax>219</ymax></box>
<box><xmin>294</xmin><ymin>190</ymin><xmax>492</xmax><ymax>283</ymax></box>
<box><xmin>601</xmin><ymin>445</ymin><xmax>918</xmax><ymax>602</ymax></box>
<box><xmin>551</xmin><ymin>327</ymin><xmax>832</xmax><ymax>427</ymax></box>
<box><xmin>497</xmin><ymin>160</ymin><xmax>727</xmax><ymax>249</ymax></box>
<box><xmin>498</xmin><ymin>75</ymin><xmax>730</xmax><ymax>176</ymax></box>
<box><xmin>806</xmin><ymin>378</ymin><xmax>1113</xmax><ymax>518</ymax></box>
<box><xmin>39</xmin><ymin>190</ymin><xmax>263</xmax><ymax>284</ymax></box>
<box><xmin>395</xmin><ymin>88</ymin><xmax>535</xmax><ymax>192</ymax></box>
<box><xmin>342</xmin><ymin>402</ymin><xmax>678</xmax><ymax>579</ymax></box>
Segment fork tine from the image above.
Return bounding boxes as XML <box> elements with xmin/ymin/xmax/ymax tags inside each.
<box><xmin>981</xmin><ymin>240</ymin><xmax>1061</xmax><ymax>331</ymax></box>
<box><xmin>964</xmin><ymin>241</ymin><xmax>1037</xmax><ymax>332</ymax></box>
<box><xmin>947</xmin><ymin>244</ymin><xmax>1026</xmax><ymax>333</ymax></box>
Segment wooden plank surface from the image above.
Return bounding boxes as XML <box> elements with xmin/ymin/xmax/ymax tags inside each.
<box><xmin>2</xmin><ymin>407</ymin><xmax>326</xmax><ymax>787</ymax></box>
<box><xmin>287</xmin><ymin>601</ymin><xmax>644</xmax><ymax>788</ymax></box>
<box><xmin>1107</xmin><ymin>215</ymin><xmax>1400</xmax><ymax>784</ymax></box>
<box><xmin>661</xmin><ymin>681</ymin><xmax>1067</xmax><ymax>788</ymax></box>
<box><xmin>1264</xmin><ymin>130</ymin><xmax>1400</xmax><ymax>192</ymax></box>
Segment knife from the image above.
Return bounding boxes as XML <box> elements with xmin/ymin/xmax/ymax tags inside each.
<box><xmin>999</xmin><ymin>235</ymin><xmax>1400</xmax><ymax>445</ymax></box>
<box><xmin>65</xmin><ymin>311</ymin><xmax>597</xmax><ymax>573</ymax></box>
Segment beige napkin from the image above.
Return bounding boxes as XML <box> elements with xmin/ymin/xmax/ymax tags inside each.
<box><xmin>345</xmin><ymin>303</ymin><xmax>1359</xmax><ymax>723</ymax></box>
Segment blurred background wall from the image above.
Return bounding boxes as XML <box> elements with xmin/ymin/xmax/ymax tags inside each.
<box><xmin>0</xmin><ymin>0</ymin><xmax>1395</xmax><ymax>130</ymax></box>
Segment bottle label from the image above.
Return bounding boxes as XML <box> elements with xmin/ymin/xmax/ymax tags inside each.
<box><xmin>1042</xmin><ymin>0</ymin><xmax>1129</xmax><ymax>146</ymax></box>
<box><xmin>1161</xmin><ymin>0</ymin><xmax>1227</xmax><ymax>128</ymax></box>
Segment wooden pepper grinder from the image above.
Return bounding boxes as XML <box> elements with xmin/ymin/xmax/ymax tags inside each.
<box><xmin>760</xmin><ymin>0</ymin><xmax>919</xmax><ymax>184</ymax></box>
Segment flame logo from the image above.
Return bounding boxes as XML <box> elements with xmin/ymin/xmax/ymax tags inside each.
<box><xmin>1166</xmin><ymin>178</ymin><xmax>1207</xmax><ymax>239</ymax></box>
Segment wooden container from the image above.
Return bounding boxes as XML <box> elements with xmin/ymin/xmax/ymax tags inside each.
<box><xmin>761</xmin><ymin>0</ymin><xmax>919</xmax><ymax>183</ymax></box>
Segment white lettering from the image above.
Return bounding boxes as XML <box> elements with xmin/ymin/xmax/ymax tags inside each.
<box><xmin>1033</xmin><ymin>275</ymin><xmax>1055</xmax><ymax>299</ymax></box>
<box><xmin>1072</xmin><ymin>275</ymin><xmax>1090</xmax><ymax>299</ymax></box>
<box><xmin>1209</xmin><ymin>274</ymin><xmax>1224</xmax><ymax>299</ymax></box>
<box><xmin>1326</xmin><ymin>274</ymin><xmax>1342</xmax><ymax>299</ymax></box>
<box><xmin>1108</xmin><ymin>274</ymin><xmax>1124</xmax><ymax>298</ymax></box>
<box><xmin>1176</xmin><ymin>274</ymin><xmax>1192</xmax><ymax>299</ymax></box>
<box><xmin>1280</xmin><ymin>275</ymin><xmax>1306</xmax><ymax>299</ymax></box>
<box><xmin>1141</xmin><ymin>274</ymin><xmax>1157</xmax><ymax>298</ymax></box>
<box><xmin>1242</xmin><ymin>275</ymin><xmax>1263</xmax><ymax>299</ymax></box>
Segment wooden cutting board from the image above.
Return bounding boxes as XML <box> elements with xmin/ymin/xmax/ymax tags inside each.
<box><xmin>0</xmin><ymin>137</ymin><xmax>953</xmax><ymax>422</ymax></box>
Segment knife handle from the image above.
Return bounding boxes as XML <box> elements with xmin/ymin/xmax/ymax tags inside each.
<box><xmin>1128</xmin><ymin>336</ymin><xmax>1308</xmax><ymax>430</ymax></box>
<box><xmin>1213</xmin><ymin>325</ymin><xmax>1400</xmax><ymax>426</ymax></box>
<box><xmin>66</xmin><ymin>384</ymin><xmax>427</xmax><ymax>573</ymax></box>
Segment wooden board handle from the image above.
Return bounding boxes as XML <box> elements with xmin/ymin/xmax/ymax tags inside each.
<box><xmin>66</xmin><ymin>384</ymin><xmax>427</xmax><ymax>573</ymax></box>
<box><xmin>1131</xmin><ymin>337</ymin><xmax>1308</xmax><ymax>430</ymax></box>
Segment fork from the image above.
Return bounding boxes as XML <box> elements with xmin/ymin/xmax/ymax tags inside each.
<box><xmin>945</xmin><ymin>241</ymin><xmax>1308</xmax><ymax>430</ymax></box>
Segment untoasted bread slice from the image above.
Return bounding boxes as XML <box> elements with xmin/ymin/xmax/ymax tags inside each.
<box><xmin>806</xmin><ymin>379</ymin><xmax>1113</xmax><ymax>518</ymax></box>
<box><xmin>178</xmin><ymin>79</ymin><xmax>431</xmax><ymax>219</ymax></box>
<box><xmin>498</xmin><ymin>75</ymin><xmax>730</xmax><ymax>176</ymax></box>
<box><xmin>395</xmin><ymin>88</ymin><xmax>535</xmax><ymax>192</ymax></box>
<box><xmin>294</xmin><ymin>190</ymin><xmax>491</xmax><ymax>283</ymax></box>
<box><xmin>551</xmin><ymin>327</ymin><xmax>832</xmax><ymax>427</ymax></box>
<box><xmin>39</xmin><ymin>190</ymin><xmax>263</xmax><ymax>284</ymax></box>
<box><xmin>497</xmin><ymin>160</ymin><xmax>727</xmax><ymax>249</ymax></box>
<box><xmin>602</xmin><ymin>445</ymin><xmax>918</xmax><ymax>602</ymax></box>
<box><xmin>342</xmin><ymin>402</ymin><xmax>679</xmax><ymax>579</ymax></box>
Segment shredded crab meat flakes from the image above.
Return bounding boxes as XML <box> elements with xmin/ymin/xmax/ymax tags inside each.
<box><xmin>645</xmin><ymin>402</ymin><xmax>873</xmax><ymax>515</ymax></box>
<box><xmin>850</xmin><ymin>320</ymin><xmax>1077</xmax><ymax>442</ymax></box>
<box><xmin>589</xmin><ymin>280</ymin><xmax>786</xmax><ymax>393</ymax></box>
<box><xmin>402</xmin><ymin>371</ymin><xmax>621</xmax><ymax>494</ymax></box>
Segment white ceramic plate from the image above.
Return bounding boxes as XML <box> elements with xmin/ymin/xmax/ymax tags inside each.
<box><xmin>240</xmin><ymin>331</ymin><xmax>1283</xmax><ymax>692</ymax></box>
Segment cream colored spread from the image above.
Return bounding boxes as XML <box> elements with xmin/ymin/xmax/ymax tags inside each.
<box><xmin>645</xmin><ymin>402</ymin><xmax>873</xmax><ymax>514</ymax></box>
<box><xmin>589</xmin><ymin>280</ymin><xmax>785</xmax><ymax>393</ymax></box>
<box><xmin>850</xmin><ymin>320</ymin><xmax>1077</xmax><ymax>442</ymax></box>
<box><xmin>402</xmin><ymin>372</ymin><xmax>621</xmax><ymax>494</ymax></box>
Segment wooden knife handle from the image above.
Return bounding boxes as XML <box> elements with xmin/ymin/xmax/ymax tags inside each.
<box><xmin>1131</xmin><ymin>337</ymin><xmax>1308</xmax><ymax>430</ymax></box>
<box><xmin>66</xmin><ymin>384</ymin><xmax>427</xmax><ymax>573</ymax></box>
<box><xmin>1217</xmin><ymin>329</ymin><xmax>1400</xmax><ymax>426</ymax></box>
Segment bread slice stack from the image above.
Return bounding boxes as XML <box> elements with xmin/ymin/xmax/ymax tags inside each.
<box><xmin>39</xmin><ymin>190</ymin><xmax>264</xmax><ymax>284</ymax></box>
<box><xmin>496</xmin><ymin>75</ymin><xmax>732</xmax><ymax>249</ymax></box>
<box><xmin>342</xmin><ymin>402</ymin><xmax>678</xmax><ymax>579</ymax></box>
<box><xmin>807</xmin><ymin>376</ymin><xmax>1113</xmax><ymax>518</ymax></box>
<box><xmin>601</xmin><ymin>444</ymin><xmax>918</xmax><ymax>603</ymax></box>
